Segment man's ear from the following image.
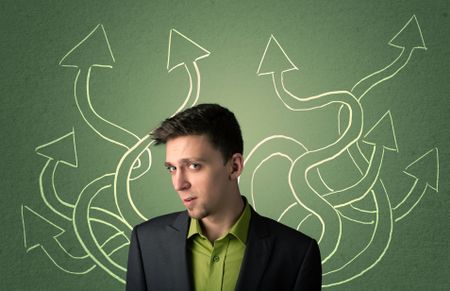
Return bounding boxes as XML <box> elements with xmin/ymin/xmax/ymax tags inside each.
<box><xmin>229</xmin><ymin>153</ymin><xmax>244</xmax><ymax>180</ymax></box>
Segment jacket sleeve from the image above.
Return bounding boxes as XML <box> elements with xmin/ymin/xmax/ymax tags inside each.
<box><xmin>293</xmin><ymin>239</ymin><xmax>322</xmax><ymax>290</ymax></box>
<box><xmin>126</xmin><ymin>226</ymin><xmax>148</xmax><ymax>291</ymax></box>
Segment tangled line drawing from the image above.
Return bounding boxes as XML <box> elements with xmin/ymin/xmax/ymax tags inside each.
<box><xmin>21</xmin><ymin>15</ymin><xmax>439</xmax><ymax>288</ymax></box>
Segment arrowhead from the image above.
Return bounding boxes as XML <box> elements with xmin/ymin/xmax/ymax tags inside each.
<box><xmin>59</xmin><ymin>24</ymin><xmax>115</xmax><ymax>68</ymax></box>
<box><xmin>389</xmin><ymin>15</ymin><xmax>427</xmax><ymax>51</ymax></box>
<box><xmin>404</xmin><ymin>148</ymin><xmax>439</xmax><ymax>191</ymax></box>
<box><xmin>167</xmin><ymin>29</ymin><xmax>210</xmax><ymax>72</ymax></box>
<box><xmin>363</xmin><ymin>111</ymin><xmax>398</xmax><ymax>152</ymax></box>
<box><xmin>257</xmin><ymin>35</ymin><xmax>298</xmax><ymax>76</ymax></box>
<box><xmin>21</xmin><ymin>205</ymin><xmax>64</xmax><ymax>252</ymax></box>
<box><xmin>35</xmin><ymin>129</ymin><xmax>78</xmax><ymax>167</ymax></box>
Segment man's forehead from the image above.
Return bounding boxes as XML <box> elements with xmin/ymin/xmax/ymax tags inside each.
<box><xmin>165</xmin><ymin>135</ymin><xmax>219</xmax><ymax>162</ymax></box>
<box><xmin>166</xmin><ymin>135</ymin><xmax>212</xmax><ymax>151</ymax></box>
<box><xmin>168</xmin><ymin>133</ymin><xmax>210</xmax><ymax>143</ymax></box>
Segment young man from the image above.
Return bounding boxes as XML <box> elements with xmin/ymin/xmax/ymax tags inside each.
<box><xmin>126</xmin><ymin>104</ymin><xmax>322</xmax><ymax>291</ymax></box>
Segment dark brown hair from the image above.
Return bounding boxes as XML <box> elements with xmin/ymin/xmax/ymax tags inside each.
<box><xmin>151</xmin><ymin>103</ymin><xmax>243</xmax><ymax>162</ymax></box>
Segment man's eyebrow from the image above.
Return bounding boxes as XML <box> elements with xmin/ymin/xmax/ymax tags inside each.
<box><xmin>164</xmin><ymin>158</ymin><xmax>208</xmax><ymax>166</ymax></box>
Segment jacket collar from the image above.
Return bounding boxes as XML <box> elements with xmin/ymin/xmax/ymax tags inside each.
<box><xmin>167</xmin><ymin>211</ymin><xmax>193</xmax><ymax>291</ymax></box>
<box><xmin>170</xmin><ymin>210</ymin><xmax>190</xmax><ymax>232</ymax></box>
<box><xmin>235</xmin><ymin>207</ymin><xmax>273</xmax><ymax>291</ymax></box>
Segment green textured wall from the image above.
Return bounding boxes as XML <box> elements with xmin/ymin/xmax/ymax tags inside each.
<box><xmin>2</xmin><ymin>0</ymin><xmax>449</xmax><ymax>290</ymax></box>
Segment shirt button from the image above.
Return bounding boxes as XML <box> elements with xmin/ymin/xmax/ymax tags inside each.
<box><xmin>212</xmin><ymin>255</ymin><xmax>220</xmax><ymax>263</ymax></box>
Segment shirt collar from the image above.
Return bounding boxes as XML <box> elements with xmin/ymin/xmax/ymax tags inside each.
<box><xmin>187</xmin><ymin>198</ymin><xmax>251</xmax><ymax>245</ymax></box>
<box><xmin>187</xmin><ymin>217</ymin><xmax>203</xmax><ymax>239</ymax></box>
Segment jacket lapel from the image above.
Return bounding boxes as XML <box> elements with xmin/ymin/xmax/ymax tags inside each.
<box><xmin>235</xmin><ymin>209</ymin><xmax>273</xmax><ymax>291</ymax></box>
<box><xmin>166</xmin><ymin>211</ymin><xmax>193</xmax><ymax>291</ymax></box>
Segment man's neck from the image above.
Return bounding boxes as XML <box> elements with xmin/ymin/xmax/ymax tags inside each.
<box><xmin>200</xmin><ymin>194</ymin><xmax>245</xmax><ymax>242</ymax></box>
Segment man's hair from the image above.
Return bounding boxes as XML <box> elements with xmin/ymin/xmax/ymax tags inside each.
<box><xmin>151</xmin><ymin>103</ymin><xmax>243</xmax><ymax>162</ymax></box>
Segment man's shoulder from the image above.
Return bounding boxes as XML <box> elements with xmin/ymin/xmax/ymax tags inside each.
<box><xmin>253</xmin><ymin>210</ymin><xmax>316</xmax><ymax>244</ymax></box>
<box><xmin>133</xmin><ymin>211</ymin><xmax>188</xmax><ymax>233</ymax></box>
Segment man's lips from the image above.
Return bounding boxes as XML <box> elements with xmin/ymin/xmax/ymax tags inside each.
<box><xmin>183</xmin><ymin>197</ymin><xmax>197</xmax><ymax>205</ymax></box>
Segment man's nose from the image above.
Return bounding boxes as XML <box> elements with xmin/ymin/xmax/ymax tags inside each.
<box><xmin>173</xmin><ymin>170</ymin><xmax>191</xmax><ymax>191</ymax></box>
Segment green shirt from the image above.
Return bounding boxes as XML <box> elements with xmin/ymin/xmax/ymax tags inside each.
<box><xmin>187</xmin><ymin>202</ymin><xmax>251</xmax><ymax>291</ymax></box>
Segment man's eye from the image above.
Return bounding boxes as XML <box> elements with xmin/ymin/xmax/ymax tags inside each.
<box><xmin>189</xmin><ymin>163</ymin><xmax>201</xmax><ymax>170</ymax></box>
<box><xmin>166</xmin><ymin>166</ymin><xmax>176</xmax><ymax>173</ymax></box>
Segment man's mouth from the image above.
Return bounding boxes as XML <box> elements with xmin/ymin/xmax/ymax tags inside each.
<box><xmin>183</xmin><ymin>196</ymin><xmax>196</xmax><ymax>204</ymax></box>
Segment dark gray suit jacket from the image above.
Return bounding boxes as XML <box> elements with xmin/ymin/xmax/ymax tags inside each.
<box><xmin>126</xmin><ymin>208</ymin><xmax>322</xmax><ymax>290</ymax></box>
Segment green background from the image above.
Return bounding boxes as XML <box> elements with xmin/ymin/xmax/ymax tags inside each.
<box><xmin>1</xmin><ymin>0</ymin><xmax>449</xmax><ymax>290</ymax></box>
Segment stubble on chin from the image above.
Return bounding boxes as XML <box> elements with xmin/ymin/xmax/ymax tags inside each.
<box><xmin>187</xmin><ymin>207</ymin><xmax>209</xmax><ymax>220</ymax></box>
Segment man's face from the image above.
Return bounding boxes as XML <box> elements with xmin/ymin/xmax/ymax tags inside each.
<box><xmin>165</xmin><ymin>134</ymin><xmax>233</xmax><ymax>220</ymax></box>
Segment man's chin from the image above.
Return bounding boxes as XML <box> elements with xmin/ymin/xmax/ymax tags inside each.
<box><xmin>187</xmin><ymin>209</ymin><xmax>208</xmax><ymax>220</ymax></box>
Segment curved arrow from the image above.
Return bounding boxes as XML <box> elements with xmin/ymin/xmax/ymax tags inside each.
<box><xmin>334</xmin><ymin>14</ymin><xmax>427</xmax><ymax>222</ymax></box>
<box><xmin>60</xmin><ymin>24</ymin><xmax>151</xmax><ymax>180</ymax></box>
<box><xmin>324</xmin><ymin>111</ymin><xmax>398</xmax><ymax>207</ymax></box>
<box><xmin>59</xmin><ymin>24</ymin><xmax>131</xmax><ymax>148</ymax></box>
<box><xmin>35</xmin><ymin>130</ymin><xmax>129</xmax><ymax>229</ymax></box>
<box><xmin>393</xmin><ymin>148</ymin><xmax>439</xmax><ymax>222</ymax></box>
<box><xmin>73</xmin><ymin>173</ymin><xmax>127</xmax><ymax>283</ymax></box>
<box><xmin>167</xmin><ymin>28</ymin><xmax>210</xmax><ymax>114</ymax></box>
<box><xmin>31</xmin><ymin>129</ymin><xmax>131</xmax><ymax>278</ymax></box>
<box><xmin>323</xmin><ymin>113</ymin><xmax>398</xmax><ymax>285</ymax></box>
<box><xmin>21</xmin><ymin>205</ymin><xmax>95</xmax><ymax>274</ymax></box>
<box><xmin>110</xmin><ymin>29</ymin><xmax>211</xmax><ymax>230</ymax></box>
<box><xmin>336</xmin><ymin>16</ymin><xmax>426</xmax><ymax>203</ymax></box>
<box><xmin>337</xmin><ymin>15</ymin><xmax>426</xmax><ymax>192</ymax></box>
<box><xmin>35</xmin><ymin>130</ymin><xmax>78</xmax><ymax>221</ymax></box>
<box><xmin>351</xmin><ymin>15</ymin><xmax>426</xmax><ymax>101</ymax></box>
<box><xmin>258</xmin><ymin>35</ymin><xmax>364</xmax><ymax>263</ymax></box>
